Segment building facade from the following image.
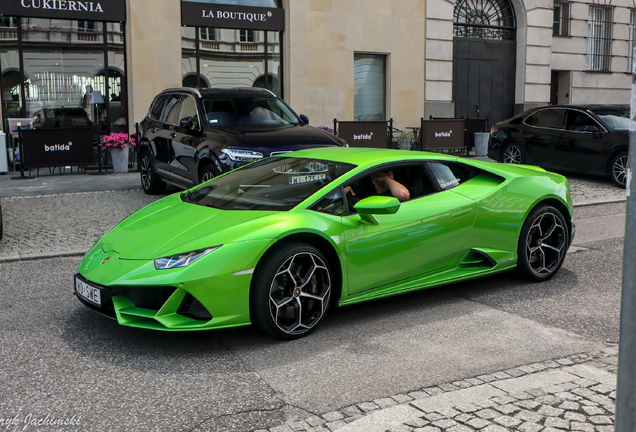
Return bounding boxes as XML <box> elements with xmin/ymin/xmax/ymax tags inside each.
<box><xmin>1</xmin><ymin>0</ymin><xmax>634</xmax><ymax>137</ymax></box>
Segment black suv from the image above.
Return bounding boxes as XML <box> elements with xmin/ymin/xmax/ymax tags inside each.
<box><xmin>138</xmin><ymin>87</ymin><xmax>347</xmax><ymax>194</ymax></box>
<box><xmin>488</xmin><ymin>105</ymin><xmax>630</xmax><ymax>187</ymax></box>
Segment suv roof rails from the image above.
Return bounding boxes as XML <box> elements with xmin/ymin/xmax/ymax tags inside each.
<box><xmin>162</xmin><ymin>87</ymin><xmax>275</xmax><ymax>97</ymax></box>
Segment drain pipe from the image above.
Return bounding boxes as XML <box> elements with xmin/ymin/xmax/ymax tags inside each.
<box><xmin>614</xmin><ymin>47</ymin><xmax>636</xmax><ymax>432</ymax></box>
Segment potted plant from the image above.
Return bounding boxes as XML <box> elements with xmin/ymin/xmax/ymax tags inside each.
<box><xmin>397</xmin><ymin>130</ymin><xmax>415</xmax><ymax>151</ymax></box>
<box><xmin>100</xmin><ymin>133</ymin><xmax>134</xmax><ymax>173</ymax></box>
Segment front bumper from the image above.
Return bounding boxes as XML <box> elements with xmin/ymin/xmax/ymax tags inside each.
<box><xmin>74</xmin><ymin>239</ymin><xmax>272</xmax><ymax>331</ymax></box>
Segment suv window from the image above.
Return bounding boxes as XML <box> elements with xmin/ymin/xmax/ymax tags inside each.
<box><xmin>202</xmin><ymin>96</ymin><xmax>300</xmax><ymax>129</ymax></box>
<box><xmin>524</xmin><ymin>109</ymin><xmax>563</xmax><ymax>129</ymax></box>
<box><xmin>178</xmin><ymin>95</ymin><xmax>200</xmax><ymax>129</ymax></box>
<box><xmin>148</xmin><ymin>96</ymin><xmax>166</xmax><ymax>121</ymax></box>
<box><xmin>160</xmin><ymin>93</ymin><xmax>182</xmax><ymax>124</ymax></box>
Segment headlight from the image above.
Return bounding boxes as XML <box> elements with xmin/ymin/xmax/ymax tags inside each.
<box><xmin>154</xmin><ymin>246</ymin><xmax>220</xmax><ymax>270</ymax></box>
<box><xmin>221</xmin><ymin>148</ymin><xmax>263</xmax><ymax>162</ymax></box>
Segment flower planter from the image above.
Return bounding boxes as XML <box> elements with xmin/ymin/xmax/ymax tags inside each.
<box><xmin>110</xmin><ymin>146</ymin><xmax>129</xmax><ymax>173</ymax></box>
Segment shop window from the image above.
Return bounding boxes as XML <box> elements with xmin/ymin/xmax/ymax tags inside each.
<box><xmin>200</xmin><ymin>27</ymin><xmax>217</xmax><ymax>41</ymax></box>
<box><xmin>587</xmin><ymin>5</ymin><xmax>613</xmax><ymax>72</ymax></box>
<box><xmin>353</xmin><ymin>54</ymin><xmax>386</xmax><ymax>121</ymax></box>
<box><xmin>553</xmin><ymin>0</ymin><xmax>570</xmax><ymax>36</ymax></box>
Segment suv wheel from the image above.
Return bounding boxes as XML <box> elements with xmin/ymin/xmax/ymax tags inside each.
<box><xmin>140</xmin><ymin>151</ymin><xmax>167</xmax><ymax>195</ymax></box>
<box><xmin>199</xmin><ymin>163</ymin><xmax>221</xmax><ymax>184</ymax></box>
<box><xmin>609</xmin><ymin>152</ymin><xmax>628</xmax><ymax>188</ymax></box>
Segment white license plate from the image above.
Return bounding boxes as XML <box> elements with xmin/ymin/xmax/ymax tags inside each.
<box><xmin>75</xmin><ymin>277</ymin><xmax>102</xmax><ymax>306</ymax></box>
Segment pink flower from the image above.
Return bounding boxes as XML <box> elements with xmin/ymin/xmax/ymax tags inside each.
<box><xmin>99</xmin><ymin>133</ymin><xmax>136</xmax><ymax>150</ymax></box>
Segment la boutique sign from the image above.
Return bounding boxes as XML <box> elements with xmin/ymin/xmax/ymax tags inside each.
<box><xmin>182</xmin><ymin>2</ymin><xmax>284</xmax><ymax>31</ymax></box>
<box><xmin>1</xmin><ymin>0</ymin><xmax>126</xmax><ymax>21</ymax></box>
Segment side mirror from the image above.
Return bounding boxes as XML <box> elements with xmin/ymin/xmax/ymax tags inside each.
<box><xmin>180</xmin><ymin>116</ymin><xmax>194</xmax><ymax>130</ymax></box>
<box><xmin>354</xmin><ymin>196</ymin><xmax>400</xmax><ymax>225</ymax></box>
<box><xmin>299</xmin><ymin>114</ymin><xmax>309</xmax><ymax>125</ymax></box>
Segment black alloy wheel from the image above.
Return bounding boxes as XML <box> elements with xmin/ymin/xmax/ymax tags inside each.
<box><xmin>502</xmin><ymin>142</ymin><xmax>524</xmax><ymax>164</ymax></box>
<box><xmin>610</xmin><ymin>152</ymin><xmax>628</xmax><ymax>189</ymax></box>
<box><xmin>198</xmin><ymin>163</ymin><xmax>221</xmax><ymax>184</ymax></box>
<box><xmin>250</xmin><ymin>242</ymin><xmax>333</xmax><ymax>340</ymax></box>
<box><xmin>140</xmin><ymin>151</ymin><xmax>167</xmax><ymax>195</ymax></box>
<box><xmin>516</xmin><ymin>205</ymin><xmax>568</xmax><ymax>282</ymax></box>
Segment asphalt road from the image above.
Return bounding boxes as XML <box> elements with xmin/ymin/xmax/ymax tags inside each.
<box><xmin>0</xmin><ymin>202</ymin><xmax>625</xmax><ymax>431</ymax></box>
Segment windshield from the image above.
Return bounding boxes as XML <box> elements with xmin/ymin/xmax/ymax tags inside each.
<box><xmin>184</xmin><ymin>157</ymin><xmax>356</xmax><ymax>211</ymax></box>
<box><xmin>202</xmin><ymin>96</ymin><xmax>300</xmax><ymax>130</ymax></box>
<box><xmin>592</xmin><ymin>108</ymin><xmax>630</xmax><ymax>131</ymax></box>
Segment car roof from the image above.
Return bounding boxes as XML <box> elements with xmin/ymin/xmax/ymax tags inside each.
<box><xmin>161</xmin><ymin>87</ymin><xmax>276</xmax><ymax>98</ymax></box>
<box><xmin>282</xmin><ymin>147</ymin><xmax>461</xmax><ymax>168</ymax></box>
<box><xmin>524</xmin><ymin>104</ymin><xmax>628</xmax><ymax>114</ymax></box>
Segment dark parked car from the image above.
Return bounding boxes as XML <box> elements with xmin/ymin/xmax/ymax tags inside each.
<box><xmin>488</xmin><ymin>105</ymin><xmax>630</xmax><ymax>187</ymax></box>
<box><xmin>138</xmin><ymin>87</ymin><xmax>347</xmax><ymax>194</ymax></box>
<box><xmin>31</xmin><ymin>107</ymin><xmax>91</xmax><ymax>128</ymax></box>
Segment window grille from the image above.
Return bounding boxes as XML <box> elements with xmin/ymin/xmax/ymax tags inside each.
<box><xmin>587</xmin><ymin>5</ymin><xmax>613</xmax><ymax>72</ymax></box>
<box><xmin>200</xmin><ymin>28</ymin><xmax>217</xmax><ymax>42</ymax></box>
<box><xmin>553</xmin><ymin>0</ymin><xmax>570</xmax><ymax>36</ymax></box>
<box><xmin>240</xmin><ymin>29</ymin><xmax>255</xmax><ymax>43</ymax></box>
<box><xmin>453</xmin><ymin>0</ymin><xmax>516</xmax><ymax>41</ymax></box>
<box><xmin>629</xmin><ymin>9</ymin><xmax>636</xmax><ymax>72</ymax></box>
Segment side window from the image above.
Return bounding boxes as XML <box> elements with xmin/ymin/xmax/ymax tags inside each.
<box><xmin>160</xmin><ymin>94</ymin><xmax>182</xmax><ymax>124</ymax></box>
<box><xmin>179</xmin><ymin>96</ymin><xmax>200</xmax><ymax>129</ymax></box>
<box><xmin>310</xmin><ymin>188</ymin><xmax>347</xmax><ymax>216</ymax></box>
<box><xmin>524</xmin><ymin>109</ymin><xmax>564</xmax><ymax>129</ymax></box>
<box><xmin>428</xmin><ymin>162</ymin><xmax>461</xmax><ymax>190</ymax></box>
<box><xmin>565</xmin><ymin>110</ymin><xmax>600</xmax><ymax>132</ymax></box>
<box><xmin>148</xmin><ymin>96</ymin><xmax>166</xmax><ymax>121</ymax></box>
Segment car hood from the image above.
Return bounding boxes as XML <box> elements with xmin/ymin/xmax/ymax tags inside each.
<box><xmin>100</xmin><ymin>194</ymin><xmax>282</xmax><ymax>260</ymax></box>
<box><xmin>215</xmin><ymin>124</ymin><xmax>343</xmax><ymax>150</ymax></box>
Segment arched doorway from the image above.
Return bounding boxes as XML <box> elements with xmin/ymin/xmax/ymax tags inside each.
<box><xmin>453</xmin><ymin>0</ymin><xmax>516</xmax><ymax>124</ymax></box>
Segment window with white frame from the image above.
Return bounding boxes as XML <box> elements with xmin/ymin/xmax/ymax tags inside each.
<box><xmin>353</xmin><ymin>54</ymin><xmax>387</xmax><ymax>121</ymax></box>
<box><xmin>587</xmin><ymin>5</ymin><xmax>613</xmax><ymax>72</ymax></box>
<box><xmin>553</xmin><ymin>0</ymin><xmax>570</xmax><ymax>36</ymax></box>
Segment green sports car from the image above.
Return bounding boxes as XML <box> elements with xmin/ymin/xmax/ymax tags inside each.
<box><xmin>74</xmin><ymin>147</ymin><xmax>575</xmax><ymax>339</ymax></box>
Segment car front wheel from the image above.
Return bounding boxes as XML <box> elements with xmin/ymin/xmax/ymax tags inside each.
<box><xmin>502</xmin><ymin>142</ymin><xmax>524</xmax><ymax>164</ymax></box>
<box><xmin>516</xmin><ymin>205</ymin><xmax>568</xmax><ymax>282</ymax></box>
<box><xmin>140</xmin><ymin>151</ymin><xmax>166</xmax><ymax>195</ymax></box>
<box><xmin>250</xmin><ymin>242</ymin><xmax>333</xmax><ymax>340</ymax></box>
<box><xmin>609</xmin><ymin>152</ymin><xmax>628</xmax><ymax>188</ymax></box>
<box><xmin>198</xmin><ymin>163</ymin><xmax>221</xmax><ymax>184</ymax></box>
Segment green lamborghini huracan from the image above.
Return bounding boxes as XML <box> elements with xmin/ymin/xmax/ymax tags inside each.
<box><xmin>74</xmin><ymin>147</ymin><xmax>574</xmax><ymax>339</ymax></box>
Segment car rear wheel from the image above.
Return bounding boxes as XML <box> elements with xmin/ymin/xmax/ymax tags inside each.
<box><xmin>609</xmin><ymin>152</ymin><xmax>628</xmax><ymax>188</ymax></box>
<box><xmin>250</xmin><ymin>242</ymin><xmax>332</xmax><ymax>340</ymax></box>
<box><xmin>502</xmin><ymin>142</ymin><xmax>524</xmax><ymax>164</ymax></box>
<box><xmin>516</xmin><ymin>205</ymin><xmax>568</xmax><ymax>282</ymax></box>
<box><xmin>140</xmin><ymin>151</ymin><xmax>166</xmax><ymax>195</ymax></box>
<box><xmin>198</xmin><ymin>163</ymin><xmax>220</xmax><ymax>184</ymax></box>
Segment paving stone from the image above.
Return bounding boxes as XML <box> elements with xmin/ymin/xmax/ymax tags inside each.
<box><xmin>475</xmin><ymin>408</ymin><xmax>499</xmax><ymax>419</ymax></box>
<box><xmin>446</xmin><ymin>425</ymin><xmax>472</xmax><ymax>432</ymax></box>
<box><xmin>588</xmin><ymin>415</ymin><xmax>612</xmax><ymax>425</ymax></box>
<box><xmin>451</xmin><ymin>381</ymin><xmax>473</xmax><ymax>389</ymax></box>
<box><xmin>538</xmin><ymin>406</ymin><xmax>564</xmax><ymax>417</ymax></box>
<box><xmin>555</xmin><ymin>391</ymin><xmax>582</xmax><ymax>401</ymax></box>
<box><xmin>423</xmin><ymin>413</ymin><xmax>445</xmax><ymax>422</ymax></box>
<box><xmin>503</xmin><ymin>368</ymin><xmax>526</xmax><ymax>378</ymax></box>
<box><xmin>570</xmin><ymin>422</ymin><xmax>595</xmax><ymax>432</ymax></box>
<box><xmin>492</xmin><ymin>372</ymin><xmax>511</xmax><ymax>380</ymax></box>
<box><xmin>465</xmin><ymin>417</ymin><xmax>491</xmax><ymax>429</ymax></box>
<box><xmin>564</xmin><ymin>411</ymin><xmax>586</xmax><ymax>422</ymax></box>
<box><xmin>590</xmin><ymin>384</ymin><xmax>614</xmax><ymax>395</ymax></box>
<box><xmin>559</xmin><ymin>400</ymin><xmax>580</xmax><ymax>411</ymax></box>
<box><xmin>341</xmin><ymin>406</ymin><xmax>363</xmax><ymax>417</ymax></box>
<box><xmin>508</xmin><ymin>391</ymin><xmax>532</xmax><ymax>400</ymax></box>
<box><xmin>412</xmin><ymin>427</ymin><xmax>441</xmax><ymax>432</ymax></box>
<box><xmin>572</xmin><ymin>378</ymin><xmax>598</xmax><ymax>388</ymax></box>
<box><xmin>491</xmin><ymin>395</ymin><xmax>516</xmax><ymax>405</ymax></box>
<box><xmin>515</xmin><ymin>400</ymin><xmax>541</xmax><ymax>410</ymax></box>
<box><xmin>517</xmin><ymin>423</ymin><xmax>543</xmax><ymax>432</ymax></box>
<box><xmin>529</xmin><ymin>363</ymin><xmax>548</xmax><ymax>371</ymax></box>
<box><xmin>514</xmin><ymin>410</ymin><xmax>543</xmax><ymax>423</ymax></box>
<box><xmin>357</xmin><ymin>402</ymin><xmax>380</xmax><ymax>412</ymax></box>
<box><xmin>572</xmin><ymin>388</ymin><xmax>596</xmax><ymax>398</ymax></box>
<box><xmin>423</xmin><ymin>387</ymin><xmax>445</xmax><ymax>397</ymax></box>
<box><xmin>375</xmin><ymin>397</ymin><xmax>398</xmax><ymax>409</ymax></box>
<box><xmin>544</xmin><ymin>417</ymin><xmax>570</xmax><ymax>429</ymax></box>
<box><xmin>588</xmin><ymin>394</ymin><xmax>613</xmax><ymax>406</ymax></box>
<box><xmin>289</xmin><ymin>420</ymin><xmax>311</xmax><ymax>430</ymax></box>
<box><xmin>556</xmin><ymin>358</ymin><xmax>575</xmax><ymax>366</ymax></box>
<box><xmin>526</xmin><ymin>389</ymin><xmax>547</xmax><ymax>397</ymax></box>
<box><xmin>438</xmin><ymin>383</ymin><xmax>460</xmax><ymax>392</ymax></box>
<box><xmin>392</xmin><ymin>394</ymin><xmax>414</xmax><ymax>404</ymax></box>
<box><xmin>306</xmin><ymin>416</ymin><xmax>326</xmax><ymax>427</ymax></box>
<box><xmin>493</xmin><ymin>404</ymin><xmax>518</xmax><ymax>415</ymax></box>
<box><xmin>481</xmin><ymin>425</ymin><xmax>509</xmax><ymax>432</ymax></box>
<box><xmin>409</xmin><ymin>391</ymin><xmax>431</xmax><ymax>400</ymax></box>
<box><xmin>476</xmin><ymin>374</ymin><xmax>497</xmax><ymax>382</ymax></box>
<box><xmin>432</xmin><ymin>418</ymin><xmax>458</xmax><ymax>429</ymax></box>
<box><xmin>544</xmin><ymin>360</ymin><xmax>561</xmax><ymax>368</ymax></box>
<box><xmin>325</xmin><ymin>420</ymin><xmax>346</xmax><ymax>431</ymax></box>
<box><xmin>386</xmin><ymin>426</ymin><xmax>412</xmax><ymax>432</ymax></box>
<box><xmin>493</xmin><ymin>415</ymin><xmax>521</xmax><ymax>428</ymax></box>
<box><xmin>322</xmin><ymin>412</ymin><xmax>344</xmax><ymax>422</ymax></box>
<box><xmin>270</xmin><ymin>426</ymin><xmax>294</xmax><ymax>432</ymax></box>
<box><xmin>536</xmin><ymin>395</ymin><xmax>563</xmax><ymax>406</ymax></box>
<box><xmin>453</xmin><ymin>414</ymin><xmax>474</xmax><ymax>423</ymax></box>
<box><xmin>436</xmin><ymin>408</ymin><xmax>460</xmax><ymax>419</ymax></box>
<box><xmin>455</xmin><ymin>404</ymin><xmax>481</xmax><ymax>413</ymax></box>
<box><xmin>581</xmin><ymin>406</ymin><xmax>605</xmax><ymax>416</ymax></box>
<box><xmin>404</xmin><ymin>417</ymin><xmax>429</xmax><ymax>428</ymax></box>
<box><xmin>594</xmin><ymin>426</ymin><xmax>615</xmax><ymax>432</ymax></box>
<box><xmin>464</xmin><ymin>378</ymin><xmax>484</xmax><ymax>386</ymax></box>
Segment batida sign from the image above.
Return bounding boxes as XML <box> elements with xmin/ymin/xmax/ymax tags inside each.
<box><xmin>181</xmin><ymin>2</ymin><xmax>284</xmax><ymax>31</ymax></box>
<box><xmin>0</xmin><ymin>0</ymin><xmax>126</xmax><ymax>22</ymax></box>
<box><xmin>21</xmin><ymin>128</ymin><xmax>94</xmax><ymax>169</ymax></box>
